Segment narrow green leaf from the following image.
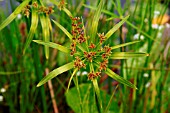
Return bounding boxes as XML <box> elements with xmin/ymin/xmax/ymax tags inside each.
<box><xmin>52</xmin><ymin>19</ymin><xmax>73</xmax><ymax>40</ymax></box>
<box><xmin>37</xmin><ymin>62</ymin><xmax>74</xmax><ymax>87</ymax></box>
<box><xmin>111</xmin><ymin>41</ymin><xmax>140</xmax><ymax>50</ymax></box>
<box><xmin>92</xmin><ymin>78</ymin><xmax>103</xmax><ymax>112</ymax></box>
<box><xmin>115</xmin><ymin>0</ymin><xmax>123</xmax><ymax>16</ymax></box>
<box><xmin>40</xmin><ymin>14</ymin><xmax>50</xmax><ymax>59</ymax></box>
<box><xmin>104</xmin><ymin>85</ymin><xmax>119</xmax><ymax>113</ymax></box>
<box><xmin>67</xmin><ymin>68</ymin><xmax>78</xmax><ymax>92</ymax></box>
<box><xmin>105</xmin><ymin>15</ymin><xmax>129</xmax><ymax>40</ymax></box>
<box><xmin>23</xmin><ymin>7</ymin><xmax>38</xmax><ymax>54</ymax></box>
<box><xmin>105</xmin><ymin>68</ymin><xmax>137</xmax><ymax>89</ymax></box>
<box><xmin>49</xmin><ymin>0</ymin><xmax>59</xmax><ymax>5</ymax></box>
<box><xmin>33</xmin><ymin>40</ymin><xmax>70</xmax><ymax>53</ymax></box>
<box><xmin>0</xmin><ymin>71</ymin><xmax>23</xmax><ymax>75</ymax></box>
<box><xmin>94</xmin><ymin>63</ymin><xmax>137</xmax><ymax>89</ymax></box>
<box><xmin>0</xmin><ymin>0</ymin><xmax>31</xmax><ymax>31</ymax></box>
<box><xmin>77</xmin><ymin>45</ymin><xmax>86</xmax><ymax>52</ymax></box>
<box><xmin>63</xmin><ymin>7</ymin><xmax>73</xmax><ymax>17</ymax></box>
<box><xmin>110</xmin><ymin>52</ymin><xmax>149</xmax><ymax>59</ymax></box>
<box><xmin>126</xmin><ymin>21</ymin><xmax>156</xmax><ymax>41</ymax></box>
<box><xmin>83</xmin><ymin>4</ymin><xmax>119</xmax><ymax>19</ymax></box>
<box><xmin>90</xmin><ymin>0</ymin><xmax>104</xmax><ymax>41</ymax></box>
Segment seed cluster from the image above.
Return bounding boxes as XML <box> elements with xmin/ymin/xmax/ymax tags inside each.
<box><xmin>22</xmin><ymin>2</ymin><xmax>54</xmax><ymax>18</ymax></box>
<box><xmin>97</xmin><ymin>33</ymin><xmax>106</xmax><ymax>44</ymax></box>
<box><xmin>58</xmin><ymin>0</ymin><xmax>66</xmax><ymax>10</ymax></box>
<box><xmin>84</xmin><ymin>51</ymin><xmax>96</xmax><ymax>62</ymax></box>
<box><xmin>39</xmin><ymin>6</ymin><xmax>54</xmax><ymax>15</ymax></box>
<box><xmin>70</xmin><ymin>17</ymin><xmax>112</xmax><ymax>80</ymax></box>
<box><xmin>70</xmin><ymin>17</ymin><xmax>86</xmax><ymax>55</ymax></box>
<box><xmin>23</xmin><ymin>5</ymin><xmax>30</xmax><ymax>18</ymax></box>
<box><xmin>88</xmin><ymin>43</ymin><xmax>96</xmax><ymax>49</ymax></box>
<box><xmin>74</xmin><ymin>57</ymin><xmax>86</xmax><ymax>70</ymax></box>
<box><xmin>88</xmin><ymin>71</ymin><xmax>101</xmax><ymax>80</ymax></box>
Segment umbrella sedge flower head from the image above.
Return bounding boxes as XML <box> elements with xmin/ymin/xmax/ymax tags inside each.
<box><xmin>70</xmin><ymin>17</ymin><xmax>113</xmax><ymax>80</ymax></box>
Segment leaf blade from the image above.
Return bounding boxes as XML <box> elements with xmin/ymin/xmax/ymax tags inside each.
<box><xmin>111</xmin><ymin>41</ymin><xmax>140</xmax><ymax>50</ymax></box>
<box><xmin>105</xmin><ymin>15</ymin><xmax>129</xmax><ymax>40</ymax></box>
<box><xmin>37</xmin><ymin>62</ymin><xmax>74</xmax><ymax>87</ymax></box>
<box><xmin>94</xmin><ymin>63</ymin><xmax>137</xmax><ymax>89</ymax></box>
<box><xmin>67</xmin><ymin>68</ymin><xmax>78</xmax><ymax>92</ymax></box>
<box><xmin>105</xmin><ymin>68</ymin><xmax>137</xmax><ymax>89</ymax></box>
<box><xmin>92</xmin><ymin>78</ymin><xmax>103</xmax><ymax>112</ymax></box>
<box><xmin>110</xmin><ymin>52</ymin><xmax>149</xmax><ymax>59</ymax></box>
<box><xmin>90</xmin><ymin>0</ymin><xmax>104</xmax><ymax>41</ymax></box>
<box><xmin>33</xmin><ymin>40</ymin><xmax>70</xmax><ymax>53</ymax></box>
<box><xmin>0</xmin><ymin>0</ymin><xmax>31</xmax><ymax>31</ymax></box>
<box><xmin>52</xmin><ymin>19</ymin><xmax>73</xmax><ymax>40</ymax></box>
<box><xmin>40</xmin><ymin>14</ymin><xmax>50</xmax><ymax>59</ymax></box>
<box><xmin>23</xmin><ymin>7</ymin><xmax>39</xmax><ymax>54</ymax></box>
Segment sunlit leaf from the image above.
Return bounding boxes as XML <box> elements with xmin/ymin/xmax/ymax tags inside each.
<box><xmin>105</xmin><ymin>15</ymin><xmax>129</xmax><ymax>40</ymax></box>
<box><xmin>83</xmin><ymin>4</ymin><xmax>118</xmax><ymax>18</ymax></box>
<box><xmin>33</xmin><ymin>40</ymin><xmax>70</xmax><ymax>53</ymax></box>
<box><xmin>90</xmin><ymin>0</ymin><xmax>104</xmax><ymax>41</ymax></box>
<box><xmin>105</xmin><ymin>68</ymin><xmax>137</xmax><ymax>89</ymax></box>
<box><xmin>111</xmin><ymin>41</ymin><xmax>140</xmax><ymax>50</ymax></box>
<box><xmin>23</xmin><ymin>7</ymin><xmax>39</xmax><ymax>54</ymax></box>
<box><xmin>40</xmin><ymin>14</ymin><xmax>50</xmax><ymax>59</ymax></box>
<box><xmin>67</xmin><ymin>68</ymin><xmax>78</xmax><ymax>91</ymax></box>
<box><xmin>63</xmin><ymin>7</ymin><xmax>73</xmax><ymax>17</ymax></box>
<box><xmin>52</xmin><ymin>19</ymin><xmax>73</xmax><ymax>40</ymax></box>
<box><xmin>37</xmin><ymin>62</ymin><xmax>74</xmax><ymax>87</ymax></box>
<box><xmin>110</xmin><ymin>52</ymin><xmax>149</xmax><ymax>59</ymax></box>
<box><xmin>0</xmin><ymin>0</ymin><xmax>31</xmax><ymax>31</ymax></box>
<box><xmin>95</xmin><ymin>63</ymin><xmax>137</xmax><ymax>89</ymax></box>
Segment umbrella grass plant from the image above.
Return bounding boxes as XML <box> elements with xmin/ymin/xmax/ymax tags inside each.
<box><xmin>34</xmin><ymin>0</ymin><xmax>149</xmax><ymax>112</ymax></box>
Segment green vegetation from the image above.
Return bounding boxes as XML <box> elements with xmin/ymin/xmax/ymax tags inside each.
<box><xmin>0</xmin><ymin>0</ymin><xmax>169</xmax><ymax>113</ymax></box>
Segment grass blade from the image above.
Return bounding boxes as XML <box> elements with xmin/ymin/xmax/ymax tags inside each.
<box><xmin>40</xmin><ymin>14</ymin><xmax>50</xmax><ymax>59</ymax></box>
<box><xmin>23</xmin><ymin>7</ymin><xmax>39</xmax><ymax>54</ymax></box>
<box><xmin>37</xmin><ymin>62</ymin><xmax>74</xmax><ymax>87</ymax></box>
<box><xmin>90</xmin><ymin>0</ymin><xmax>104</xmax><ymax>41</ymax></box>
<box><xmin>104</xmin><ymin>85</ymin><xmax>119</xmax><ymax>113</ymax></box>
<box><xmin>126</xmin><ymin>21</ymin><xmax>156</xmax><ymax>41</ymax></box>
<box><xmin>105</xmin><ymin>68</ymin><xmax>137</xmax><ymax>89</ymax></box>
<box><xmin>0</xmin><ymin>0</ymin><xmax>31</xmax><ymax>31</ymax></box>
<box><xmin>110</xmin><ymin>52</ymin><xmax>149</xmax><ymax>59</ymax></box>
<box><xmin>92</xmin><ymin>78</ymin><xmax>103</xmax><ymax>113</ymax></box>
<box><xmin>111</xmin><ymin>41</ymin><xmax>140</xmax><ymax>50</ymax></box>
<box><xmin>105</xmin><ymin>15</ymin><xmax>129</xmax><ymax>40</ymax></box>
<box><xmin>83</xmin><ymin>4</ymin><xmax>118</xmax><ymax>18</ymax></box>
<box><xmin>67</xmin><ymin>68</ymin><xmax>78</xmax><ymax>92</ymax></box>
<box><xmin>63</xmin><ymin>7</ymin><xmax>73</xmax><ymax>17</ymax></box>
<box><xmin>0</xmin><ymin>71</ymin><xmax>23</xmax><ymax>75</ymax></box>
<box><xmin>52</xmin><ymin>19</ymin><xmax>73</xmax><ymax>40</ymax></box>
<box><xmin>33</xmin><ymin>40</ymin><xmax>70</xmax><ymax>53</ymax></box>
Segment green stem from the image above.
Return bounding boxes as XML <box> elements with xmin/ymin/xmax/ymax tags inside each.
<box><xmin>73</xmin><ymin>76</ymin><xmax>83</xmax><ymax>113</ymax></box>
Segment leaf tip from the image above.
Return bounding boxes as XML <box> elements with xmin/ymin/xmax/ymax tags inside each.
<box><xmin>36</xmin><ymin>83</ymin><xmax>41</xmax><ymax>87</ymax></box>
<box><xmin>146</xmin><ymin>53</ymin><xmax>150</xmax><ymax>56</ymax></box>
<box><xmin>32</xmin><ymin>40</ymin><xmax>36</xmax><ymax>42</ymax></box>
